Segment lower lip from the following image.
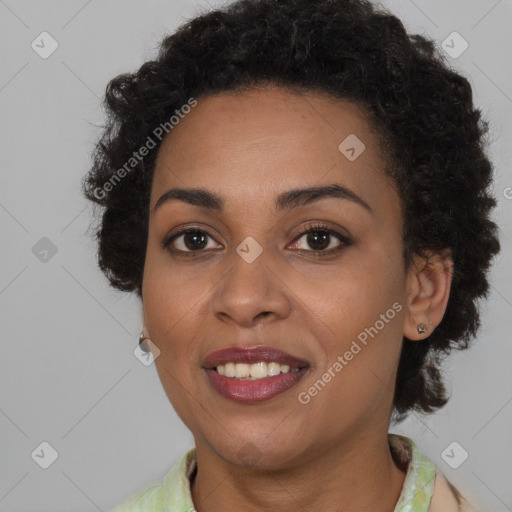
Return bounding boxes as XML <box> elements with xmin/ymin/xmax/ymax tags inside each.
<box><xmin>204</xmin><ymin>367</ymin><xmax>308</xmax><ymax>403</ymax></box>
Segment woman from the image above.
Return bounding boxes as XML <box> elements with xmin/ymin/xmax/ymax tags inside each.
<box><xmin>82</xmin><ymin>0</ymin><xmax>500</xmax><ymax>510</ymax></box>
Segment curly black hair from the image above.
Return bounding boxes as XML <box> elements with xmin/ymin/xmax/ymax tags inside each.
<box><xmin>82</xmin><ymin>0</ymin><xmax>500</xmax><ymax>423</ymax></box>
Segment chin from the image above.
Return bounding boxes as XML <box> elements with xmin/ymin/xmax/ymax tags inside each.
<box><xmin>203</xmin><ymin>432</ymin><xmax>307</xmax><ymax>471</ymax></box>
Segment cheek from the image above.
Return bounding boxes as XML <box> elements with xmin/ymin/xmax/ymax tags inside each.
<box><xmin>142</xmin><ymin>256</ymin><xmax>207</xmax><ymax>426</ymax></box>
<box><xmin>143</xmin><ymin>240</ymin><xmax>203</xmax><ymax>320</ymax></box>
<box><xmin>293</xmin><ymin>244</ymin><xmax>404</xmax><ymax>335</ymax></box>
<box><xmin>290</xmin><ymin>242</ymin><xmax>406</xmax><ymax>399</ymax></box>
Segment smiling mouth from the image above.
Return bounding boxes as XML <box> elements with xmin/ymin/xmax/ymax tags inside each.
<box><xmin>213</xmin><ymin>361</ymin><xmax>306</xmax><ymax>380</ymax></box>
<box><xmin>202</xmin><ymin>345</ymin><xmax>310</xmax><ymax>402</ymax></box>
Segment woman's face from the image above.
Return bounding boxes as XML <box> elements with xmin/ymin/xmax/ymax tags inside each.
<box><xmin>142</xmin><ymin>86</ymin><xmax>411</xmax><ymax>468</ymax></box>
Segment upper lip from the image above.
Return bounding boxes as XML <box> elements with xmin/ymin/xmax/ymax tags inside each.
<box><xmin>202</xmin><ymin>346</ymin><xmax>310</xmax><ymax>369</ymax></box>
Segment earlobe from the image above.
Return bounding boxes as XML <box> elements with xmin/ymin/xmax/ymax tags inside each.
<box><xmin>403</xmin><ymin>250</ymin><xmax>453</xmax><ymax>341</ymax></box>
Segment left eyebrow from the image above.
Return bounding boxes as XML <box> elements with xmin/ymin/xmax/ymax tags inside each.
<box><xmin>275</xmin><ymin>184</ymin><xmax>372</xmax><ymax>214</ymax></box>
<box><xmin>151</xmin><ymin>183</ymin><xmax>372</xmax><ymax>215</ymax></box>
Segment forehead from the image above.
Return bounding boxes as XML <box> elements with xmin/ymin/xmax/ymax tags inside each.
<box><xmin>151</xmin><ymin>86</ymin><xmax>398</xmax><ymax>218</ymax></box>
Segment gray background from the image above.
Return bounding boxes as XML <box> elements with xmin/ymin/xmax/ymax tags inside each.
<box><xmin>0</xmin><ymin>0</ymin><xmax>511</xmax><ymax>510</ymax></box>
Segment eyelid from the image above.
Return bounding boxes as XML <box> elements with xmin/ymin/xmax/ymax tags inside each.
<box><xmin>293</xmin><ymin>222</ymin><xmax>351</xmax><ymax>242</ymax></box>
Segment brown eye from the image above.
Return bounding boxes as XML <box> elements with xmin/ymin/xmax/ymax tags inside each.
<box><xmin>164</xmin><ymin>229</ymin><xmax>221</xmax><ymax>253</ymax></box>
<box><xmin>301</xmin><ymin>230</ymin><xmax>332</xmax><ymax>251</ymax></box>
<box><xmin>290</xmin><ymin>224</ymin><xmax>352</xmax><ymax>255</ymax></box>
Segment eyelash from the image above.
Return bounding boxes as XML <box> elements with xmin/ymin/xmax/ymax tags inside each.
<box><xmin>162</xmin><ymin>223</ymin><xmax>352</xmax><ymax>258</ymax></box>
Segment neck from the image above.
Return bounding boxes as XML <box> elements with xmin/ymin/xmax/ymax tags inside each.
<box><xmin>190</xmin><ymin>430</ymin><xmax>406</xmax><ymax>512</ymax></box>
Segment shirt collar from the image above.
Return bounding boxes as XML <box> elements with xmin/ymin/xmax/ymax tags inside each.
<box><xmin>390</xmin><ymin>434</ymin><xmax>436</xmax><ymax>511</ymax></box>
<box><xmin>162</xmin><ymin>433</ymin><xmax>436</xmax><ymax>511</ymax></box>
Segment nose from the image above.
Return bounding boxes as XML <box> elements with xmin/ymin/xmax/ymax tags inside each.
<box><xmin>211</xmin><ymin>250</ymin><xmax>292</xmax><ymax>328</ymax></box>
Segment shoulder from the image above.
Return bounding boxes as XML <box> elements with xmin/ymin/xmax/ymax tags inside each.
<box><xmin>107</xmin><ymin>448</ymin><xmax>196</xmax><ymax>512</ymax></box>
<box><xmin>430</xmin><ymin>470</ymin><xmax>478</xmax><ymax>512</ymax></box>
<box><xmin>107</xmin><ymin>475</ymin><xmax>166</xmax><ymax>512</ymax></box>
<box><xmin>389</xmin><ymin>434</ymin><xmax>478</xmax><ymax>512</ymax></box>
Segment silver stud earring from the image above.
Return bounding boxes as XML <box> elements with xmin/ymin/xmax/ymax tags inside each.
<box><xmin>417</xmin><ymin>323</ymin><xmax>428</xmax><ymax>334</ymax></box>
<box><xmin>418</xmin><ymin>320</ymin><xmax>432</xmax><ymax>334</ymax></box>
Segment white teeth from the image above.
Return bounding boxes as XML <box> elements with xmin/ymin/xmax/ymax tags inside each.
<box><xmin>214</xmin><ymin>361</ymin><xmax>303</xmax><ymax>379</ymax></box>
<box><xmin>224</xmin><ymin>362</ymin><xmax>235</xmax><ymax>378</ymax></box>
<box><xmin>250</xmin><ymin>362</ymin><xmax>268</xmax><ymax>379</ymax></box>
<box><xmin>234</xmin><ymin>363</ymin><xmax>250</xmax><ymax>378</ymax></box>
<box><xmin>267</xmin><ymin>362</ymin><xmax>281</xmax><ymax>376</ymax></box>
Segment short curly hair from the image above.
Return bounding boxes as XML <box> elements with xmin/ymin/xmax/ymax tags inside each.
<box><xmin>82</xmin><ymin>0</ymin><xmax>500</xmax><ymax>422</ymax></box>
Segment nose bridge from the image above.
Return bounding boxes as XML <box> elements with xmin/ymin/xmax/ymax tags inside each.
<box><xmin>212</xmin><ymin>241</ymin><xmax>290</xmax><ymax>325</ymax></box>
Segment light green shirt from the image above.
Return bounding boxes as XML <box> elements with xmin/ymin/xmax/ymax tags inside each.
<box><xmin>109</xmin><ymin>434</ymin><xmax>440</xmax><ymax>512</ymax></box>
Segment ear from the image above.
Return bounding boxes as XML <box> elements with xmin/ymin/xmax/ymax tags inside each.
<box><xmin>403</xmin><ymin>249</ymin><xmax>453</xmax><ymax>341</ymax></box>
